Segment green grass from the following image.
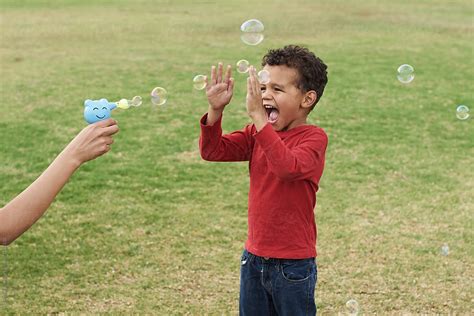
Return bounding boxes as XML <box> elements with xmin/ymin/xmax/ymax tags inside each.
<box><xmin>1</xmin><ymin>0</ymin><xmax>473</xmax><ymax>313</ymax></box>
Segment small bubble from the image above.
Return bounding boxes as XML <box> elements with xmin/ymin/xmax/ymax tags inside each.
<box><xmin>257</xmin><ymin>69</ymin><xmax>270</xmax><ymax>84</ymax></box>
<box><xmin>193</xmin><ymin>75</ymin><xmax>207</xmax><ymax>90</ymax></box>
<box><xmin>117</xmin><ymin>99</ymin><xmax>130</xmax><ymax>109</ymax></box>
<box><xmin>150</xmin><ymin>87</ymin><xmax>168</xmax><ymax>106</ymax></box>
<box><xmin>441</xmin><ymin>244</ymin><xmax>449</xmax><ymax>256</ymax></box>
<box><xmin>346</xmin><ymin>299</ymin><xmax>359</xmax><ymax>315</ymax></box>
<box><xmin>236</xmin><ymin>59</ymin><xmax>250</xmax><ymax>74</ymax></box>
<box><xmin>131</xmin><ymin>96</ymin><xmax>142</xmax><ymax>107</ymax></box>
<box><xmin>397</xmin><ymin>64</ymin><xmax>415</xmax><ymax>84</ymax></box>
<box><xmin>456</xmin><ymin>105</ymin><xmax>470</xmax><ymax>120</ymax></box>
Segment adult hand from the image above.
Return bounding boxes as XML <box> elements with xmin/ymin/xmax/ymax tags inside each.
<box><xmin>63</xmin><ymin>118</ymin><xmax>119</xmax><ymax>167</ymax></box>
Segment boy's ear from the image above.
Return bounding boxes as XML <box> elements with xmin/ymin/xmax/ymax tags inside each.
<box><xmin>302</xmin><ymin>90</ymin><xmax>317</xmax><ymax>109</ymax></box>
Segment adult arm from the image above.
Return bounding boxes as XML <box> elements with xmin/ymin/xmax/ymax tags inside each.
<box><xmin>0</xmin><ymin>119</ymin><xmax>119</xmax><ymax>245</ymax></box>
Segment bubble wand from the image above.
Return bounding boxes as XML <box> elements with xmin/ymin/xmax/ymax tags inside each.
<box><xmin>83</xmin><ymin>96</ymin><xmax>142</xmax><ymax>124</ymax></box>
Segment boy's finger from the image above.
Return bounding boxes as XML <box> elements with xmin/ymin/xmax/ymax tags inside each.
<box><xmin>249</xmin><ymin>68</ymin><xmax>257</xmax><ymax>95</ymax></box>
<box><xmin>204</xmin><ymin>75</ymin><xmax>210</xmax><ymax>91</ymax></box>
<box><xmin>228</xmin><ymin>78</ymin><xmax>234</xmax><ymax>92</ymax></box>
<box><xmin>217</xmin><ymin>62</ymin><xmax>223</xmax><ymax>83</ymax></box>
<box><xmin>225</xmin><ymin>65</ymin><xmax>232</xmax><ymax>83</ymax></box>
<box><xmin>210</xmin><ymin>65</ymin><xmax>216</xmax><ymax>85</ymax></box>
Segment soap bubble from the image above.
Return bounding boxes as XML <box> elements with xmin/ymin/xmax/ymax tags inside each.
<box><xmin>236</xmin><ymin>59</ymin><xmax>250</xmax><ymax>73</ymax></box>
<box><xmin>346</xmin><ymin>299</ymin><xmax>359</xmax><ymax>315</ymax></box>
<box><xmin>241</xmin><ymin>19</ymin><xmax>264</xmax><ymax>33</ymax></box>
<box><xmin>257</xmin><ymin>69</ymin><xmax>270</xmax><ymax>84</ymax></box>
<box><xmin>193</xmin><ymin>74</ymin><xmax>207</xmax><ymax>90</ymax></box>
<box><xmin>456</xmin><ymin>105</ymin><xmax>470</xmax><ymax>120</ymax></box>
<box><xmin>397</xmin><ymin>64</ymin><xmax>415</xmax><ymax>84</ymax></box>
<box><xmin>441</xmin><ymin>244</ymin><xmax>449</xmax><ymax>256</ymax></box>
<box><xmin>241</xmin><ymin>33</ymin><xmax>265</xmax><ymax>46</ymax></box>
<box><xmin>116</xmin><ymin>96</ymin><xmax>141</xmax><ymax>109</ymax></box>
<box><xmin>240</xmin><ymin>19</ymin><xmax>265</xmax><ymax>46</ymax></box>
<box><xmin>117</xmin><ymin>99</ymin><xmax>130</xmax><ymax>110</ymax></box>
<box><xmin>130</xmin><ymin>95</ymin><xmax>142</xmax><ymax>107</ymax></box>
<box><xmin>150</xmin><ymin>87</ymin><xmax>168</xmax><ymax>106</ymax></box>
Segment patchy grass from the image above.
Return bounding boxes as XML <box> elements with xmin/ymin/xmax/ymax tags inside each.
<box><xmin>1</xmin><ymin>0</ymin><xmax>473</xmax><ymax>313</ymax></box>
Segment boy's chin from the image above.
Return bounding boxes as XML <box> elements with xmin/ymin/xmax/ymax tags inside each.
<box><xmin>269</xmin><ymin>122</ymin><xmax>282</xmax><ymax>131</ymax></box>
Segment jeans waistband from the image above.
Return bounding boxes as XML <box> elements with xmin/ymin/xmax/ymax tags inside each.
<box><xmin>245</xmin><ymin>249</ymin><xmax>315</xmax><ymax>264</ymax></box>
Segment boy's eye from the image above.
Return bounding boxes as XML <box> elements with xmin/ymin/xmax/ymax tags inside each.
<box><xmin>275</xmin><ymin>88</ymin><xmax>282</xmax><ymax>92</ymax></box>
<box><xmin>260</xmin><ymin>87</ymin><xmax>266</xmax><ymax>91</ymax></box>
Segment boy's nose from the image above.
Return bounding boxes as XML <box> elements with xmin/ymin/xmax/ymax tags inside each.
<box><xmin>262</xmin><ymin>90</ymin><xmax>272</xmax><ymax>100</ymax></box>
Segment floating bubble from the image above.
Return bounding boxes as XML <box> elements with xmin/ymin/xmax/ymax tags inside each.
<box><xmin>241</xmin><ymin>19</ymin><xmax>264</xmax><ymax>33</ymax></box>
<box><xmin>456</xmin><ymin>105</ymin><xmax>470</xmax><ymax>120</ymax></box>
<box><xmin>150</xmin><ymin>87</ymin><xmax>168</xmax><ymax>106</ymax></box>
<box><xmin>236</xmin><ymin>59</ymin><xmax>250</xmax><ymax>74</ymax></box>
<box><xmin>116</xmin><ymin>96</ymin><xmax>142</xmax><ymax>109</ymax></box>
<box><xmin>346</xmin><ymin>299</ymin><xmax>359</xmax><ymax>315</ymax></box>
<box><xmin>130</xmin><ymin>95</ymin><xmax>142</xmax><ymax>107</ymax></box>
<box><xmin>193</xmin><ymin>74</ymin><xmax>207</xmax><ymax>90</ymax></box>
<box><xmin>241</xmin><ymin>33</ymin><xmax>265</xmax><ymax>46</ymax></box>
<box><xmin>117</xmin><ymin>99</ymin><xmax>130</xmax><ymax>110</ymax></box>
<box><xmin>257</xmin><ymin>69</ymin><xmax>270</xmax><ymax>84</ymax></box>
<box><xmin>397</xmin><ymin>64</ymin><xmax>415</xmax><ymax>84</ymax></box>
<box><xmin>240</xmin><ymin>19</ymin><xmax>264</xmax><ymax>46</ymax></box>
<box><xmin>441</xmin><ymin>244</ymin><xmax>449</xmax><ymax>256</ymax></box>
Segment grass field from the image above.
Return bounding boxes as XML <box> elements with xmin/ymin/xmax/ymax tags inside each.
<box><xmin>1</xmin><ymin>0</ymin><xmax>473</xmax><ymax>314</ymax></box>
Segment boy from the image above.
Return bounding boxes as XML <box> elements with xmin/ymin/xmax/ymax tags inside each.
<box><xmin>199</xmin><ymin>45</ymin><xmax>328</xmax><ymax>315</ymax></box>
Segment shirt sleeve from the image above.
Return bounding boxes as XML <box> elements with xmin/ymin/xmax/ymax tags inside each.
<box><xmin>254</xmin><ymin>123</ymin><xmax>328</xmax><ymax>181</ymax></box>
<box><xmin>199</xmin><ymin>113</ymin><xmax>253</xmax><ymax>162</ymax></box>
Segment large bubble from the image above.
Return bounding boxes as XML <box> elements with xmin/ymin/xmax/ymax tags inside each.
<box><xmin>240</xmin><ymin>19</ymin><xmax>265</xmax><ymax>46</ymax></box>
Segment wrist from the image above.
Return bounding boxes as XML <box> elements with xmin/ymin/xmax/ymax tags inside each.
<box><xmin>206</xmin><ymin>107</ymin><xmax>223</xmax><ymax>126</ymax></box>
<box><xmin>58</xmin><ymin>148</ymin><xmax>82</xmax><ymax>171</ymax></box>
<box><xmin>249</xmin><ymin>111</ymin><xmax>267</xmax><ymax>131</ymax></box>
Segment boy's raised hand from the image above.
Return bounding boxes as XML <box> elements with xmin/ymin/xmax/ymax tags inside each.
<box><xmin>246</xmin><ymin>66</ymin><xmax>267</xmax><ymax>131</ymax></box>
<box><xmin>206</xmin><ymin>63</ymin><xmax>234</xmax><ymax>112</ymax></box>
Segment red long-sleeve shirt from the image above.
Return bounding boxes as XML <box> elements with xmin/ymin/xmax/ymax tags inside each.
<box><xmin>199</xmin><ymin>114</ymin><xmax>328</xmax><ymax>259</ymax></box>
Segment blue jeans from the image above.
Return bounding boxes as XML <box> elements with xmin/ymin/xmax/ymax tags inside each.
<box><xmin>239</xmin><ymin>249</ymin><xmax>317</xmax><ymax>316</ymax></box>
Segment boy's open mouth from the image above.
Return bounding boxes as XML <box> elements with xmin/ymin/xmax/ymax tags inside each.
<box><xmin>264</xmin><ymin>104</ymin><xmax>279</xmax><ymax>124</ymax></box>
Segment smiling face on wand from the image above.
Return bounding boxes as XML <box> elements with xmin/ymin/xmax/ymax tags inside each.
<box><xmin>84</xmin><ymin>99</ymin><xmax>115</xmax><ymax>124</ymax></box>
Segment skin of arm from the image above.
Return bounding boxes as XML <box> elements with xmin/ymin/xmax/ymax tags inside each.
<box><xmin>0</xmin><ymin>118</ymin><xmax>119</xmax><ymax>245</ymax></box>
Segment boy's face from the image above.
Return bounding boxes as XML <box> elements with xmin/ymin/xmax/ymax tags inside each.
<box><xmin>260</xmin><ymin>64</ymin><xmax>310</xmax><ymax>131</ymax></box>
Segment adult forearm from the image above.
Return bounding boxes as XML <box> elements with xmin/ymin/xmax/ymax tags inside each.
<box><xmin>0</xmin><ymin>150</ymin><xmax>80</xmax><ymax>245</ymax></box>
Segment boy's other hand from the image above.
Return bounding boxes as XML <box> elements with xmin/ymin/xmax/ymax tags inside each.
<box><xmin>246</xmin><ymin>66</ymin><xmax>267</xmax><ymax>131</ymax></box>
<box><xmin>206</xmin><ymin>62</ymin><xmax>234</xmax><ymax>112</ymax></box>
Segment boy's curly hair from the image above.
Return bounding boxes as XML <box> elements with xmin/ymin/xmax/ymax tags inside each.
<box><xmin>262</xmin><ymin>45</ymin><xmax>328</xmax><ymax>110</ymax></box>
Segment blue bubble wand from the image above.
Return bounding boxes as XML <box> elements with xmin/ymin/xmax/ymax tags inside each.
<box><xmin>83</xmin><ymin>96</ymin><xmax>142</xmax><ymax>124</ymax></box>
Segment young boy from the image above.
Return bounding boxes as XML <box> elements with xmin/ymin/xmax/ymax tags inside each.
<box><xmin>199</xmin><ymin>45</ymin><xmax>328</xmax><ymax>315</ymax></box>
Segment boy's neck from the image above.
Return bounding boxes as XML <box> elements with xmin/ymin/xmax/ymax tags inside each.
<box><xmin>281</xmin><ymin>116</ymin><xmax>308</xmax><ymax>131</ymax></box>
